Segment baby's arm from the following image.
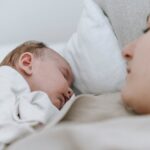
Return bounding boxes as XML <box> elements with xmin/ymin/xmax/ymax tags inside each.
<box><xmin>0</xmin><ymin>77</ymin><xmax>59</xmax><ymax>149</ymax></box>
<box><xmin>14</xmin><ymin>91</ymin><xmax>59</xmax><ymax>125</ymax></box>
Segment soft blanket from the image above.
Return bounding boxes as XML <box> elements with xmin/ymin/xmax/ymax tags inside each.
<box><xmin>7</xmin><ymin>92</ymin><xmax>150</xmax><ymax>150</ymax></box>
<box><xmin>0</xmin><ymin>66</ymin><xmax>59</xmax><ymax>150</ymax></box>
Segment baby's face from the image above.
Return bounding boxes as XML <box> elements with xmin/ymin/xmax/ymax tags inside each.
<box><xmin>29</xmin><ymin>55</ymin><xmax>74</xmax><ymax>109</ymax></box>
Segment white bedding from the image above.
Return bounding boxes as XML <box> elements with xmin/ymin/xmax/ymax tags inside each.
<box><xmin>7</xmin><ymin>92</ymin><xmax>150</xmax><ymax>150</ymax></box>
<box><xmin>0</xmin><ymin>66</ymin><xmax>59</xmax><ymax>150</ymax></box>
<box><xmin>17</xmin><ymin>116</ymin><xmax>150</xmax><ymax>150</ymax></box>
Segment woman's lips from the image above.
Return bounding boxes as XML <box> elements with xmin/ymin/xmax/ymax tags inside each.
<box><xmin>127</xmin><ymin>67</ymin><xmax>131</xmax><ymax>74</ymax></box>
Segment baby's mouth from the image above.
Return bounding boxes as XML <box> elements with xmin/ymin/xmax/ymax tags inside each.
<box><xmin>58</xmin><ymin>95</ymin><xmax>68</xmax><ymax>109</ymax></box>
<box><xmin>58</xmin><ymin>93</ymin><xmax>72</xmax><ymax>109</ymax></box>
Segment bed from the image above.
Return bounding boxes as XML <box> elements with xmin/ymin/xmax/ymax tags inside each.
<box><xmin>1</xmin><ymin>0</ymin><xmax>150</xmax><ymax>149</ymax></box>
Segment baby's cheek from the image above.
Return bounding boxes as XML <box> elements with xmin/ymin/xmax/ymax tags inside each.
<box><xmin>51</xmin><ymin>98</ymin><xmax>61</xmax><ymax>110</ymax></box>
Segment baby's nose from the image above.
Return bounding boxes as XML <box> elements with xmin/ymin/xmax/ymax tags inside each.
<box><xmin>65</xmin><ymin>88</ymin><xmax>73</xmax><ymax>100</ymax></box>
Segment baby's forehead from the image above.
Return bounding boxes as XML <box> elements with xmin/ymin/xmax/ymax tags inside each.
<box><xmin>46</xmin><ymin>48</ymin><xmax>70</xmax><ymax>68</ymax></box>
<box><xmin>44</xmin><ymin>48</ymin><xmax>73</xmax><ymax>83</ymax></box>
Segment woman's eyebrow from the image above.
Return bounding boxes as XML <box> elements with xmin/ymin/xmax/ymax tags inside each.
<box><xmin>143</xmin><ymin>27</ymin><xmax>150</xmax><ymax>34</ymax></box>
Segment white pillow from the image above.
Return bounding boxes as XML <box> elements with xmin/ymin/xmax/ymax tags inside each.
<box><xmin>62</xmin><ymin>0</ymin><xmax>126</xmax><ymax>94</ymax></box>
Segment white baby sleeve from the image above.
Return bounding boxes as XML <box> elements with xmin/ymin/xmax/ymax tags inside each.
<box><xmin>13</xmin><ymin>91</ymin><xmax>59</xmax><ymax>125</ymax></box>
<box><xmin>0</xmin><ymin>66</ymin><xmax>59</xmax><ymax>150</ymax></box>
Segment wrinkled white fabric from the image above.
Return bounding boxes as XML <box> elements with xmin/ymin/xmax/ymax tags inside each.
<box><xmin>0</xmin><ymin>66</ymin><xmax>59</xmax><ymax>149</ymax></box>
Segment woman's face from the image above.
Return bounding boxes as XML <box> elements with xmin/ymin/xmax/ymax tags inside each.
<box><xmin>122</xmin><ymin>16</ymin><xmax>150</xmax><ymax>113</ymax></box>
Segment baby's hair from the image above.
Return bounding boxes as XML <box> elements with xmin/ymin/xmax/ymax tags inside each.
<box><xmin>0</xmin><ymin>40</ymin><xmax>74</xmax><ymax>85</ymax></box>
<box><xmin>0</xmin><ymin>41</ymin><xmax>49</xmax><ymax>67</ymax></box>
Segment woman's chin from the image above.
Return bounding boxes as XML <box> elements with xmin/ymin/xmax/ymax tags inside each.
<box><xmin>121</xmin><ymin>86</ymin><xmax>132</xmax><ymax>106</ymax></box>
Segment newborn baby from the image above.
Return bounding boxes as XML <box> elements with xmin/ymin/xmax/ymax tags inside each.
<box><xmin>0</xmin><ymin>41</ymin><xmax>74</xmax><ymax>110</ymax></box>
<box><xmin>0</xmin><ymin>41</ymin><xmax>73</xmax><ymax>130</ymax></box>
<box><xmin>0</xmin><ymin>41</ymin><xmax>74</xmax><ymax>149</ymax></box>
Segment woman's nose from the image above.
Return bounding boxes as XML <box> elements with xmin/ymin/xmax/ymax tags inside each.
<box><xmin>122</xmin><ymin>42</ymin><xmax>135</xmax><ymax>61</ymax></box>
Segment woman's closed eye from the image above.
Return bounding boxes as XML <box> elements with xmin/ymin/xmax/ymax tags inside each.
<box><xmin>143</xmin><ymin>27</ymin><xmax>150</xmax><ymax>34</ymax></box>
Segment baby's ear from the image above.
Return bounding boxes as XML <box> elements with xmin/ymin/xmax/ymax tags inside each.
<box><xmin>18</xmin><ymin>52</ymin><xmax>33</xmax><ymax>76</ymax></box>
